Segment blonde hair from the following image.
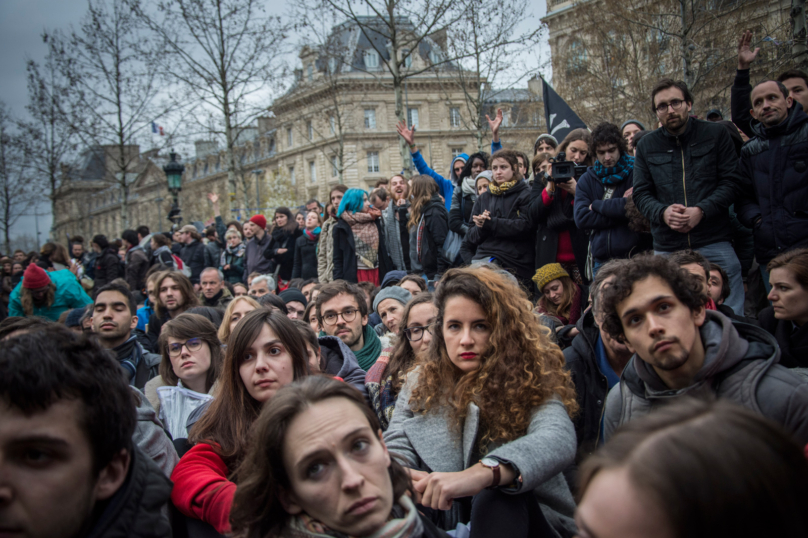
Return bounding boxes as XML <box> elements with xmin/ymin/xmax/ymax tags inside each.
<box><xmin>218</xmin><ymin>295</ymin><xmax>261</xmax><ymax>343</ymax></box>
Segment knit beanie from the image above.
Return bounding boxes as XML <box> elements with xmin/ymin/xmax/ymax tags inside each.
<box><xmin>249</xmin><ymin>214</ymin><xmax>267</xmax><ymax>229</ymax></box>
<box><xmin>373</xmin><ymin>286</ymin><xmax>412</xmax><ymax>313</ymax></box>
<box><xmin>65</xmin><ymin>307</ymin><xmax>86</xmax><ymax>328</ymax></box>
<box><xmin>23</xmin><ymin>263</ymin><xmax>52</xmax><ymax>289</ymax></box>
<box><xmin>278</xmin><ymin>288</ymin><xmax>307</xmax><ymax>307</ymax></box>
<box><xmin>532</xmin><ymin>263</ymin><xmax>569</xmax><ymax>292</ymax></box>
<box><xmin>534</xmin><ymin>134</ymin><xmax>559</xmax><ymax>152</ymax></box>
<box><xmin>620</xmin><ymin>119</ymin><xmax>646</xmax><ymax>132</ymax></box>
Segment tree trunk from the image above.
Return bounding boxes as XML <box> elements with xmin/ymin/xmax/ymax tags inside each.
<box><xmin>793</xmin><ymin>0</ymin><xmax>808</xmax><ymax>70</ymax></box>
<box><xmin>393</xmin><ymin>79</ymin><xmax>412</xmax><ymax>178</ymax></box>
<box><xmin>679</xmin><ymin>0</ymin><xmax>694</xmax><ymax>88</ymax></box>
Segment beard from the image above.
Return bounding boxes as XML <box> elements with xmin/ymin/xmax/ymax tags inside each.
<box><xmin>646</xmin><ymin>336</ymin><xmax>690</xmax><ymax>371</ymax></box>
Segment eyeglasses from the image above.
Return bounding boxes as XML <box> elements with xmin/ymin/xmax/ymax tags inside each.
<box><xmin>403</xmin><ymin>322</ymin><xmax>436</xmax><ymax>342</ymax></box>
<box><xmin>655</xmin><ymin>99</ymin><xmax>686</xmax><ymax>114</ymax></box>
<box><xmin>321</xmin><ymin>309</ymin><xmax>359</xmax><ymax>326</ymax></box>
<box><xmin>167</xmin><ymin>337</ymin><xmax>204</xmax><ymax>357</ymax></box>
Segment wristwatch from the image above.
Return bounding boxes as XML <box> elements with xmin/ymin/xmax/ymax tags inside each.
<box><xmin>479</xmin><ymin>457</ymin><xmax>501</xmax><ymax>489</ymax></box>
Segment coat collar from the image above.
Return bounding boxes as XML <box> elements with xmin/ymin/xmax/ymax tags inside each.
<box><xmin>404</xmin><ymin>400</ymin><xmax>480</xmax><ymax>472</ymax></box>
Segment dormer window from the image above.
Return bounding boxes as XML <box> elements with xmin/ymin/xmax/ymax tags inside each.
<box><xmin>364</xmin><ymin>49</ymin><xmax>379</xmax><ymax>68</ymax></box>
<box><xmin>307</xmin><ymin>64</ymin><xmax>313</xmax><ymax>81</ymax></box>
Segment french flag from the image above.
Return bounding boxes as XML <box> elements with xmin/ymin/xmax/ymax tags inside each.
<box><xmin>151</xmin><ymin>122</ymin><xmax>164</xmax><ymax>136</ymax></box>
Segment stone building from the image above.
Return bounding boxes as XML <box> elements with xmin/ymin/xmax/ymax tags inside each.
<box><xmin>53</xmin><ymin>16</ymin><xmax>543</xmax><ymax>239</ymax></box>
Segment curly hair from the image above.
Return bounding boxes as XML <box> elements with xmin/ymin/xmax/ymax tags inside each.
<box><xmin>625</xmin><ymin>193</ymin><xmax>651</xmax><ymax>233</ymax></box>
<box><xmin>408</xmin><ymin>267</ymin><xmax>578</xmax><ymax>449</ymax></box>
<box><xmin>599</xmin><ymin>254</ymin><xmax>705</xmax><ymax>343</ymax></box>
<box><xmin>458</xmin><ymin>152</ymin><xmax>491</xmax><ymax>181</ymax></box>
<box><xmin>591</xmin><ymin>122</ymin><xmax>628</xmax><ymax>157</ymax></box>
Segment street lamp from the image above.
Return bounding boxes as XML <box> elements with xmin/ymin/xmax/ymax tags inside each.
<box><xmin>163</xmin><ymin>151</ymin><xmax>185</xmax><ymax>230</ymax></box>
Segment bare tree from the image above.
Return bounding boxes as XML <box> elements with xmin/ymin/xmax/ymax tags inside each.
<box><xmin>437</xmin><ymin>0</ymin><xmax>543</xmax><ymax>152</ymax></box>
<box><xmin>304</xmin><ymin>0</ymin><xmax>469</xmax><ymax>176</ymax></box>
<box><xmin>19</xmin><ymin>34</ymin><xmax>79</xmax><ymax>236</ymax></box>
<box><xmin>0</xmin><ymin>105</ymin><xmax>41</xmax><ymax>254</ymax></box>
<box><xmin>48</xmin><ymin>0</ymin><xmax>169</xmax><ymax>230</ymax></box>
<box><xmin>129</xmin><ymin>0</ymin><xmax>293</xmax><ymax>215</ymax></box>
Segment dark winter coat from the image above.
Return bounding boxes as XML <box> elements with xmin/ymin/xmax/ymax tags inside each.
<box><xmin>319</xmin><ymin>335</ymin><xmax>368</xmax><ymax>400</ymax></box>
<box><xmin>94</xmin><ymin>247</ymin><xmax>123</xmax><ymax>289</ymax></box>
<box><xmin>243</xmin><ymin>231</ymin><xmax>273</xmax><ymax>282</ymax></box>
<box><xmin>529</xmin><ymin>180</ymin><xmax>589</xmax><ymax>280</ymax></box>
<box><xmin>466</xmin><ymin>179</ymin><xmax>535</xmax><ymax>282</ymax></box>
<box><xmin>151</xmin><ymin>245</ymin><xmax>175</xmax><ymax>269</ymax></box>
<box><xmin>448</xmin><ymin>186</ymin><xmax>476</xmax><ymax>236</ymax></box>
<box><xmin>180</xmin><ymin>240</ymin><xmax>206</xmax><ymax>285</ymax></box>
<box><xmin>125</xmin><ymin>246</ymin><xmax>150</xmax><ymax>295</ymax></box>
<box><xmin>632</xmin><ymin>119</ymin><xmax>744</xmax><ymax>252</ymax></box>
<box><xmin>203</xmin><ymin>240</ymin><xmax>221</xmax><ymax>271</ymax></box>
<box><xmin>291</xmin><ymin>232</ymin><xmax>319</xmax><ymax>280</ymax></box>
<box><xmin>574</xmin><ymin>167</ymin><xmax>649</xmax><ymax>261</ymax></box>
<box><xmin>264</xmin><ymin>226</ymin><xmax>302</xmax><ymax>282</ymax></box>
<box><xmin>604</xmin><ymin>311</ymin><xmax>808</xmax><ymax>446</ymax></box>
<box><xmin>736</xmin><ymin>104</ymin><xmax>808</xmax><ymax>264</ymax></box>
<box><xmin>84</xmin><ymin>447</ymin><xmax>172</xmax><ymax>538</ymax></box>
<box><xmin>220</xmin><ymin>243</ymin><xmax>246</xmax><ymax>284</ymax></box>
<box><xmin>563</xmin><ymin>311</ymin><xmax>610</xmax><ymax>460</ymax></box>
<box><xmin>758</xmin><ymin>306</ymin><xmax>808</xmax><ymax>369</ymax></box>
<box><xmin>332</xmin><ymin>218</ymin><xmax>394</xmax><ymax>283</ymax></box>
<box><xmin>415</xmin><ymin>194</ymin><xmax>451</xmax><ymax>280</ymax></box>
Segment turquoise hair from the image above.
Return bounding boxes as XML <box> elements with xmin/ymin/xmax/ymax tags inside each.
<box><xmin>337</xmin><ymin>188</ymin><xmax>367</xmax><ymax>217</ymax></box>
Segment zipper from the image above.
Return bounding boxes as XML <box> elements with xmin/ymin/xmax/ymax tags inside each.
<box><xmin>677</xmin><ymin>137</ymin><xmax>691</xmax><ymax>248</ymax></box>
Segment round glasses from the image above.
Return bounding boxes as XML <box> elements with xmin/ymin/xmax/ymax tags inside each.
<box><xmin>167</xmin><ymin>337</ymin><xmax>204</xmax><ymax>357</ymax></box>
<box><xmin>655</xmin><ymin>99</ymin><xmax>686</xmax><ymax>115</ymax></box>
<box><xmin>321</xmin><ymin>309</ymin><xmax>359</xmax><ymax>326</ymax></box>
<box><xmin>403</xmin><ymin>322</ymin><xmax>436</xmax><ymax>342</ymax></box>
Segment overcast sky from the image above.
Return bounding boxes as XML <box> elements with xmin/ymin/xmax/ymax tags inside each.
<box><xmin>0</xmin><ymin>0</ymin><xmax>549</xmax><ymax>245</ymax></box>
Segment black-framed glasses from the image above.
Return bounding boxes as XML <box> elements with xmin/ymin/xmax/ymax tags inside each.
<box><xmin>167</xmin><ymin>337</ymin><xmax>204</xmax><ymax>357</ymax></box>
<box><xmin>655</xmin><ymin>99</ymin><xmax>686</xmax><ymax>114</ymax></box>
<box><xmin>322</xmin><ymin>309</ymin><xmax>359</xmax><ymax>326</ymax></box>
<box><xmin>404</xmin><ymin>322</ymin><xmax>436</xmax><ymax>342</ymax></box>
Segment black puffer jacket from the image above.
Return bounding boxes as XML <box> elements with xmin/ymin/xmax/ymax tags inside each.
<box><xmin>264</xmin><ymin>226</ymin><xmax>302</xmax><ymax>282</ymax></box>
<box><xmin>332</xmin><ymin>218</ymin><xmax>394</xmax><ymax>283</ymax></box>
<box><xmin>736</xmin><ymin>104</ymin><xmax>808</xmax><ymax>264</ymax></box>
<box><xmin>85</xmin><ymin>447</ymin><xmax>172</xmax><ymax>538</ymax></box>
<box><xmin>180</xmin><ymin>240</ymin><xmax>206</xmax><ymax>284</ymax></box>
<box><xmin>415</xmin><ymin>194</ymin><xmax>451</xmax><ymax>280</ymax></box>
<box><xmin>94</xmin><ymin>247</ymin><xmax>123</xmax><ymax>289</ymax></box>
<box><xmin>632</xmin><ymin>119</ymin><xmax>744</xmax><ymax>252</ymax></box>
<box><xmin>291</xmin><ymin>232</ymin><xmax>319</xmax><ymax>280</ymax></box>
<box><xmin>466</xmin><ymin>179</ymin><xmax>535</xmax><ymax>282</ymax></box>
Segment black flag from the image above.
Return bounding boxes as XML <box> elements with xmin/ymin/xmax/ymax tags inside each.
<box><xmin>542</xmin><ymin>77</ymin><xmax>587</xmax><ymax>141</ymax></box>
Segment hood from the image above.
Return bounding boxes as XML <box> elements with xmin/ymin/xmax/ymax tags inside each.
<box><xmin>85</xmin><ymin>447</ymin><xmax>172</xmax><ymax>538</ymax></box>
<box><xmin>319</xmin><ymin>335</ymin><xmax>367</xmax><ymax>394</ymax></box>
<box><xmin>751</xmin><ymin>101</ymin><xmax>808</xmax><ymax>140</ymax></box>
<box><xmin>626</xmin><ymin>311</ymin><xmax>778</xmax><ymax>397</ymax></box>
<box><xmin>570</xmin><ymin>309</ymin><xmax>600</xmax><ymax>359</ymax></box>
<box><xmin>449</xmin><ymin>153</ymin><xmax>469</xmax><ymax>184</ymax></box>
<box><xmin>424</xmin><ymin>193</ymin><xmax>447</xmax><ymax>211</ymax></box>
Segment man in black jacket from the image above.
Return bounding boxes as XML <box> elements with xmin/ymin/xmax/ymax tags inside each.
<box><xmin>564</xmin><ymin>259</ymin><xmax>633</xmax><ymax>463</ymax></box>
<box><xmin>633</xmin><ymin>78</ymin><xmax>745</xmax><ymax>315</ymax></box>
<box><xmin>0</xmin><ymin>327</ymin><xmax>172</xmax><ymax>538</ymax></box>
<box><xmin>178</xmin><ymin>224</ymin><xmax>206</xmax><ymax>288</ymax></box>
<box><xmin>736</xmin><ymin>80</ymin><xmax>808</xmax><ymax>284</ymax></box>
<box><xmin>731</xmin><ymin>30</ymin><xmax>808</xmax><ymax>138</ymax></box>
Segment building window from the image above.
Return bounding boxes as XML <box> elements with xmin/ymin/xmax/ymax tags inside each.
<box><xmin>451</xmin><ymin>148</ymin><xmax>464</xmax><ymax>159</ymax></box>
<box><xmin>364</xmin><ymin>49</ymin><xmax>379</xmax><ymax>69</ymax></box>
<box><xmin>268</xmin><ymin>138</ymin><xmax>276</xmax><ymax>154</ymax></box>
<box><xmin>450</xmin><ymin>107</ymin><xmax>461</xmax><ymax>127</ymax></box>
<box><xmin>402</xmin><ymin>49</ymin><xmax>412</xmax><ymax>68</ymax></box>
<box><xmin>289</xmin><ymin>166</ymin><xmax>296</xmax><ymax>185</ymax></box>
<box><xmin>407</xmin><ymin>108</ymin><xmax>419</xmax><ymax>129</ymax></box>
<box><xmin>429</xmin><ymin>49</ymin><xmax>442</xmax><ymax>64</ymax></box>
<box><xmin>307</xmin><ymin>64</ymin><xmax>313</xmax><ymax>81</ymax></box>
<box><xmin>367</xmin><ymin>151</ymin><xmax>380</xmax><ymax>173</ymax></box>
<box><xmin>331</xmin><ymin>155</ymin><xmax>339</xmax><ymax>177</ymax></box>
<box><xmin>309</xmin><ymin>160</ymin><xmax>317</xmax><ymax>183</ymax></box>
<box><xmin>329</xmin><ymin>115</ymin><xmax>336</xmax><ymax>134</ymax></box>
<box><xmin>287</xmin><ymin>127</ymin><xmax>293</xmax><ymax>147</ymax></box>
<box><xmin>364</xmin><ymin>108</ymin><xmax>376</xmax><ymax>129</ymax></box>
<box><xmin>307</xmin><ymin>120</ymin><xmax>313</xmax><ymax>140</ymax></box>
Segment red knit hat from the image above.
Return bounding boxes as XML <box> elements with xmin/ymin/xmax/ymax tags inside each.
<box><xmin>23</xmin><ymin>264</ymin><xmax>51</xmax><ymax>289</ymax></box>
<box><xmin>249</xmin><ymin>214</ymin><xmax>267</xmax><ymax>229</ymax></box>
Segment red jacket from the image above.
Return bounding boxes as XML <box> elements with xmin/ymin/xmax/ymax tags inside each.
<box><xmin>170</xmin><ymin>443</ymin><xmax>236</xmax><ymax>534</ymax></box>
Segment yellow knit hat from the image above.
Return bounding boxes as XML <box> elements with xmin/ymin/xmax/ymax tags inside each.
<box><xmin>532</xmin><ymin>263</ymin><xmax>570</xmax><ymax>291</ymax></box>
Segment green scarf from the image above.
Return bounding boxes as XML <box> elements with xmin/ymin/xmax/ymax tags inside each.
<box><xmin>354</xmin><ymin>324</ymin><xmax>383</xmax><ymax>371</ymax></box>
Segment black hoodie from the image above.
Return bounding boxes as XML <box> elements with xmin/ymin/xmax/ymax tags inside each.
<box><xmin>416</xmin><ymin>194</ymin><xmax>451</xmax><ymax>280</ymax></box>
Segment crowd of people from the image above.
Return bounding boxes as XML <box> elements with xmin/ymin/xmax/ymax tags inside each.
<box><xmin>2</xmin><ymin>33</ymin><xmax>808</xmax><ymax>538</ymax></box>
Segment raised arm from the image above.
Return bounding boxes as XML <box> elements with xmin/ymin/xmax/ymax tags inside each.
<box><xmin>731</xmin><ymin>30</ymin><xmax>759</xmax><ymax>138</ymax></box>
<box><xmin>487</xmin><ymin>108</ymin><xmax>503</xmax><ymax>153</ymax></box>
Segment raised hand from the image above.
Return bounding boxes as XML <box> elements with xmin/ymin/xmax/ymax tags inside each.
<box><xmin>737</xmin><ymin>30</ymin><xmax>760</xmax><ymax>70</ymax></box>
<box><xmin>486</xmin><ymin>108</ymin><xmax>504</xmax><ymax>141</ymax></box>
<box><xmin>207</xmin><ymin>192</ymin><xmax>220</xmax><ymax>205</ymax></box>
<box><xmin>396</xmin><ymin>120</ymin><xmax>416</xmax><ymax>146</ymax></box>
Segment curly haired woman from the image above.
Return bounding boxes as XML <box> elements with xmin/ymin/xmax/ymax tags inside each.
<box><xmin>383</xmin><ymin>266</ymin><xmax>579</xmax><ymax>538</ymax></box>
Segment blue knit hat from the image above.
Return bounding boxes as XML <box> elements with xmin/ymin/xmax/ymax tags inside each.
<box><xmin>373</xmin><ymin>287</ymin><xmax>412</xmax><ymax>313</ymax></box>
<box><xmin>620</xmin><ymin>119</ymin><xmax>646</xmax><ymax>132</ymax></box>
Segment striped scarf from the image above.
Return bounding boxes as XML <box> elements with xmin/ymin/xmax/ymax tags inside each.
<box><xmin>594</xmin><ymin>154</ymin><xmax>634</xmax><ymax>185</ymax></box>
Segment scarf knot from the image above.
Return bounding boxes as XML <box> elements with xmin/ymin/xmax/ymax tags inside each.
<box><xmin>594</xmin><ymin>154</ymin><xmax>634</xmax><ymax>185</ymax></box>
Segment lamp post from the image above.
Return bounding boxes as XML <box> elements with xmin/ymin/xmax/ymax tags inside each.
<box><xmin>163</xmin><ymin>151</ymin><xmax>185</xmax><ymax>230</ymax></box>
<box><xmin>252</xmin><ymin>169</ymin><xmax>263</xmax><ymax>215</ymax></box>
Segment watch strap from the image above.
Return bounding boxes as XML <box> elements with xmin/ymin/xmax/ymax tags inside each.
<box><xmin>480</xmin><ymin>459</ymin><xmax>500</xmax><ymax>489</ymax></box>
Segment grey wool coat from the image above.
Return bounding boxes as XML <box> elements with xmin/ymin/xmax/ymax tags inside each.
<box><xmin>383</xmin><ymin>371</ymin><xmax>578</xmax><ymax>537</ymax></box>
